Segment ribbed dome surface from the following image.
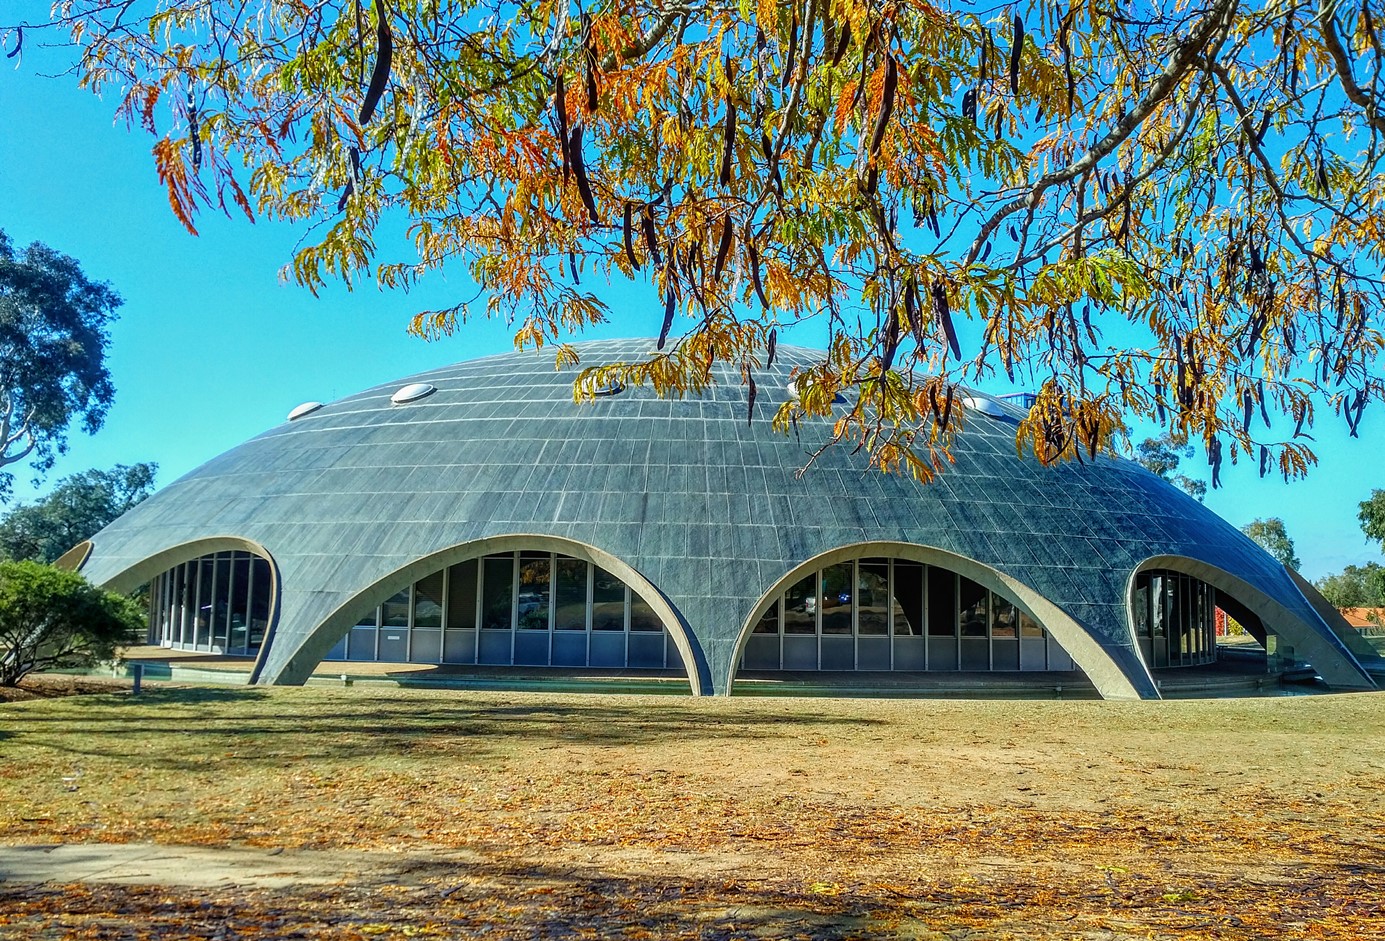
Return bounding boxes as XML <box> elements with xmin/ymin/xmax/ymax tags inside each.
<box><xmin>81</xmin><ymin>338</ymin><xmax>1362</xmax><ymax>695</ymax></box>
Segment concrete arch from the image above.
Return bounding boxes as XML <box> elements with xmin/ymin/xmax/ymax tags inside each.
<box><xmin>270</xmin><ymin>533</ymin><xmax>705</xmax><ymax>695</ymax></box>
<box><xmin>1126</xmin><ymin>555</ymin><xmax>1375</xmax><ymax>691</ymax></box>
<box><xmin>727</xmin><ymin>541</ymin><xmax>1151</xmax><ymax>700</ymax></box>
<box><xmin>90</xmin><ymin>535</ymin><xmax>283</xmax><ymax>686</ymax></box>
<box><xmin>53</xmin><ymin>540</ymin><xmax>93</xmax><ymax>572</ymax></box>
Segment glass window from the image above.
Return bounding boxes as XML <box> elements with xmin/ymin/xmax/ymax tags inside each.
<box><xmin>1150</xmin><ymin>574</ymin><xmax>1166</xmax><ymax>637</ymax></box>
<box><xmin>481</xmin><ymin>554</ymin><xmax>514</xmax><ymax>631</ymax></box>
<box><xmin>211</xmin><ymin>554</ymin><xmax>232</xmax><ymax>646</ymax></box>
<box><xmin>591</xmin><ymin>566</ymin><xmax>625</xmax><ymax>631</ymax></box>
<box><xmin>413</xmin><ymin>572</ymin><xmax>444</xmax><ymax>629</ymax></box>
<box><xmin>926</xmin><ymin>566</ymin><xmax>955</xmax><ymax>636</ymax></box>
<box><xmin>629</xmin><ymin>594</ymin><xmax>662</xmax><ymax>632</ymax></box>
<box><xmin>517</xmin><ymin>553</ymin><xmax>551</xmax><ymax>631</ymax></box>
<box><xmin>753</xmin><ymin>599</ymin><xmax>780</xmax><ymax>634</ymax></box>
<box><xmin>248</xmin><ymin>557</ymin><xmax>271</xmax><ymax>647</ymax></box>
<box><xmin>820</xmin><ymin>563</ymin><xmax>853</xmax><ymax>635</ymax></box>
<box><xmin>959</xmin><ymin>578</ymin><xmax>988</xmax><ymax>637</ymax></box>
<box><xmin>554</xmin><ymin>557</ymin><xmax>587</xmax><ymax>630</ymax></box>
<box><xmin>783</xmin><ymin>574</ymin><xmax>816</xmax><ymax>634</ymax></box>
<box><xmin>196</xmin><ymin>558</ymin><xmax>215</xmax><ymax>639</ymax></box>
<box><xmin>991</xmin><ymin>598</ymin><xmax>1018</xmax><ymax>638</ymax></box>
<box><xmin>1019</xmin><ymin>611</ymin><xmax>1044</xmax><ymax>638</ymax></box>
<box><xmin>446</xmin><ymin>559</ymin><xmax>478</xmax><ymax>630</ymax></box>
<box><xmin>894</xmin><ymin>562</ymin><xmax>925</xmax><ymax>635</ymax></box>
<box><xmin>857</xmin><ymin>561</ymin><xmax>889</xmax><ymax>636</ymax></box>
<box><xmin>381</xmin><ymin>589</ymin><xmax>411</xmax><ymax>628</ymax></box>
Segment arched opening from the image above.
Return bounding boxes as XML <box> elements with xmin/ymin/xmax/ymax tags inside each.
<box><xmin>320</xmin><ymin>549</ymin><xmax>687</xmax><ymax>673</ymax></box>
<box><xmin>1129</xmin><ymin>569</ymin><xmax>1223</xmax><ymax>669</ymax></box>
<box><xmin>738</xmin><ymin>555</ymin><xmax>1077</xmax><ymax>675</ymax></box>
<box><xmin>145</xmin><ymin>549</ymin><xmax>275</xmax><ymax>656</ymax></box>
<box><xmin>1127</xmin><ymin>556</ymin><xmax>1376</xmax><ymax>692</ymax></box>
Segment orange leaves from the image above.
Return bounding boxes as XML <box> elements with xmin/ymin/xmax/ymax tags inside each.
<box><xmin>152</xmin><ymin>136</ymin><xmax>204</xmax><ymax>236</ymax></box>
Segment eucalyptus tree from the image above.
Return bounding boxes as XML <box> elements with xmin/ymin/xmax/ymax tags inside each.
<box><xmin>0</xmin><ymin>230</ymin><xmax>121</xmax><ymax>502</ymax></box>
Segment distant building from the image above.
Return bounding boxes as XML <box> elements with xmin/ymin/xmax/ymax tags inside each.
<box><xmin>67</xmin><ymin>340</ymin><xmax>1376</xmax><ymax>698</ymax></box>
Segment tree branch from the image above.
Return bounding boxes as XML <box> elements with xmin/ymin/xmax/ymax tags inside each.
<box><xmin>964</xmin><ymin>0</ymin><xmax>1237</xmax><ymax>266</ymax></box>
<box><xmin>1318</xmin><ymin>0</ymin><xmax>1385</xmax><ymax>135</ymax></box>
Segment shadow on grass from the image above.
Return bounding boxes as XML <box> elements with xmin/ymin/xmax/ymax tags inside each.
<box><xmin>2</xmin><ymin>845</ymin><xmax>1379</xmax><ymax>941</ymax></box>
<box><xmin>1</xmin><ymin>688</ymin><xmax>884</xmax><ymax>770</ymax></box>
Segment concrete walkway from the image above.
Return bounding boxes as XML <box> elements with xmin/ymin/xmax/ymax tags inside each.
<box><xmin>0</xmin><ymin>843</ymin><xmax>476</xmax><ymax>889</ymax></box>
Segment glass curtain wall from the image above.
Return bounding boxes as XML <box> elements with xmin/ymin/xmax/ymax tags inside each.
<box><xmin>1132</xmin><ymin>570</ymin><xmax>1219</xmax><ymax>668</ymax></box>
<box><xmin>741</xmin><ymin>557</ymin><xmax>1075</xmax><ymax>672</ymax></box>
<box><xmin>327</xmin><ymin>551</ymin><xmax>684</xmax><ymax>671</ymax></box>
<box><xmin>146</xmin><ymin>551</ymin><xmax>273</xmax><ymax>654</ymax></box>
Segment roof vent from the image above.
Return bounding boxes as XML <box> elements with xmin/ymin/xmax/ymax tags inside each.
<box><xmin>787</xmin><ymin>379</ymin><xmax>847</xmax><ymax>405</ymax></box>
<box><xmin>963</xmin><ymin>394</ymin><xmax>1008</xmax><ymax>419</ymax></box>
<box><xmin>391</xmin><ymin>382</ymin><xmax>436</xmax><ymax>405</ymax></box>
<box><xmin>287</xmin><ymin>401</ymin><xmax>324</xmax><ymax>421</ymax></box>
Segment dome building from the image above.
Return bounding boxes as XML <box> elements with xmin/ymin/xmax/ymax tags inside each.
<box><xmin>67</xmin><ymin>339</ymin><xmax>1378</xmax><ymax>699</ymax></box>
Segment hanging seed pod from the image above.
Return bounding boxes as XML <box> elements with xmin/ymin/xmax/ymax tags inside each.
<box><xmin>783</xmin><ymin>15</ymin><xmax>798</xmax><ymax>88</ymax></box>
<box><xmin>980</xmin><ymin>240</ymin><xmax>992</xmax><ymax>262</ymax></box>
<box><xmin>767</xmin><ymin>327</ymin><xmax>778</xmax><ymax>368</ymax></box>
<box><xmin>940</xmin><ymin>387</ymin><xmax>954</xmax><ymax>428</ymax></box>
<box><xmin>1009</xmin><ymin>15</ymin><xmax>1023</xmax><ymax>97</ymax></box>
<box><xmin>932</xmin><ymin>283</ymin><xmax>961</xmax><ymax>360</ymax></box>
<box><xmin>187</xmin><ymin>91</ymin><xmax>201</xmax><ymax>169</ymax></box>
<box><xmin>582</xmin><ymin>12</ymin><xmax>599</xmax><ymax>114</ymax></box>
<box><xmin>903</xmin><ymin>277</ymin><xmax>920</xmax><ymax>338</ymax></box>
<box><xmin>1258</xmin><ymin>380</ymin><xmax>1271</xmax><ymax>428</ymax></box>
<box><xmin>720</xmin><ymin>98</ymin><xmax>738</xmax><ymax>186</ymax></box>
<box><xmin>1254</xmin><ymin>110</ymin><xmax>1271</xmax><ymax>144</ymax></box>
<box><xmin>642</xmin><ymin>207</ymin><xmax>661</xmax><ymax>265</ymax></box>
<box><xmin>1208</xmin><ymin>437</ymin><xmax>1223</xmax><ymax>489</ymax></box>
<box><xmin>831</xmin><ymin>20</ymin><xmax>851</xmax><ymax>66</ymax></box>
<box><xmin>1259</xmin><ymin>445</ymin><xmax>1269</xmax><ymax>478</ymax></box>
<box><xmin>746</xmin><ymin>373</ymin><xmax>758</xmax><ymax>426</ymax></box>
<box><xmin>962</xmin><ymin>87</ymin><xmax>977</xmax><ymax>122</ymax></box>
<box><xmin>1059</xmin><ymin>12</ymin><xmax>1074</xmax><ymax>114</ymax></box>
<box><xmin>748</xmin><ymin>236</ymin><xmax>770</xmax><ymax>309</ymax></box>
<box><xmin>5</xmin><ymin>25</ymin><xmax>21</xmax><ymax>60</ymax></box>
<box><xmin>863</xmin><ymin>55</ymin><xmax>898</xmax><ymax>194</ymax></box>
<box><xmin>623</xmin><ymin>203</ymin><xmax>639</xmax><ymax>269</ymax></box>
<box><xmin>712</xmin><ymin>215</ymin><xmax>734</xmax><ymax>281</ymax></box>
<box><xmin>568</xmin><ymin>126</ymin><xmax>599</xmax><ymax>222</ymax></box>
<box><xmin>1316</xmin><ymin>153</ymin><xmax>1331</xmax><ymax>195</ymax></box>
<box><xmin>880</xmin><ymin>307</ymin><xmax>901</xmax><ymax>372</ymax></box>
<box><xmin>979</xmin><ymin>27</ymin><xmax>990</xmax><ymax>84</ymax></box>
<box><xmin>554</xmin><ymin>74</ymin><xmax>571</xmax><ymax>181</ymax></box>
<box><xmin>358</xmin><ymin>0</ymin><xmax>393</xmax><ymax>125</ymax></box>
<box><xmin>658</xmin><ymin>270</ymin><xmax>677</xmax><ymax>349</ymax></box>
<box><xmin>1153</xmin><ymin>380</ymin><xmax>1165</xmax><ymax>423</ymax></box>
<box><xmin>569</xmin><ymin>251</ymin><xmax>580</xmax><ymax>285</ymax></box>
<box><xmin>337</xmin><ymin>145</ymin><xmax>361</xmax><ymax>211</ymax></box>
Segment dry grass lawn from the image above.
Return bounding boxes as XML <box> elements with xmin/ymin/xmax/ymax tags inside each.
<box><xmin>2</xmin><ymin>684</ymin><xmax>1384</xmax><ymax>939</ymax></box>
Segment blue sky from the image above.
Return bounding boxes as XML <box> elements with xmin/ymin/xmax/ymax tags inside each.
<box><xmin>1</xmin><ymin>18</ymin><xmax>1381</xmax><ymax>581</ymax></box>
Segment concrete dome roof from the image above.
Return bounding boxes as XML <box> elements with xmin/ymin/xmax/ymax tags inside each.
<box><xmin>79</xmin><ymin>338</ymin><xmax>1372</xmax><ymax>696</ymax></box>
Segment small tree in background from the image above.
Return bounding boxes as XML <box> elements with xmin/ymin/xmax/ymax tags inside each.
<box><xmin>1359</xmin><ymin>490</ymin><xmax>1385</xmax><ymax>550</ymax></box>
<box><xmin>0</xmin><ymin>463</ymin><xmax>157</xmax><ymax>563</ymax></box>
<box><xmin>0</xmin><ymin>560</ymin><xmax>143</xmax><ymax>686</ymax></box>
<box><xmin>1135</xmin><ymin>433</ymin><xmax>1207</xmax><ymax>502</ymax></box>
<box><xmin>1315</xmin><ymin>564</ymin><xmax>1385</xmax><ymax>609</ymax></box>
<box><xmin>1241</xmin><ymin>518</ymin><xmax>1301</xmax><ymax>571</ymax></box>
